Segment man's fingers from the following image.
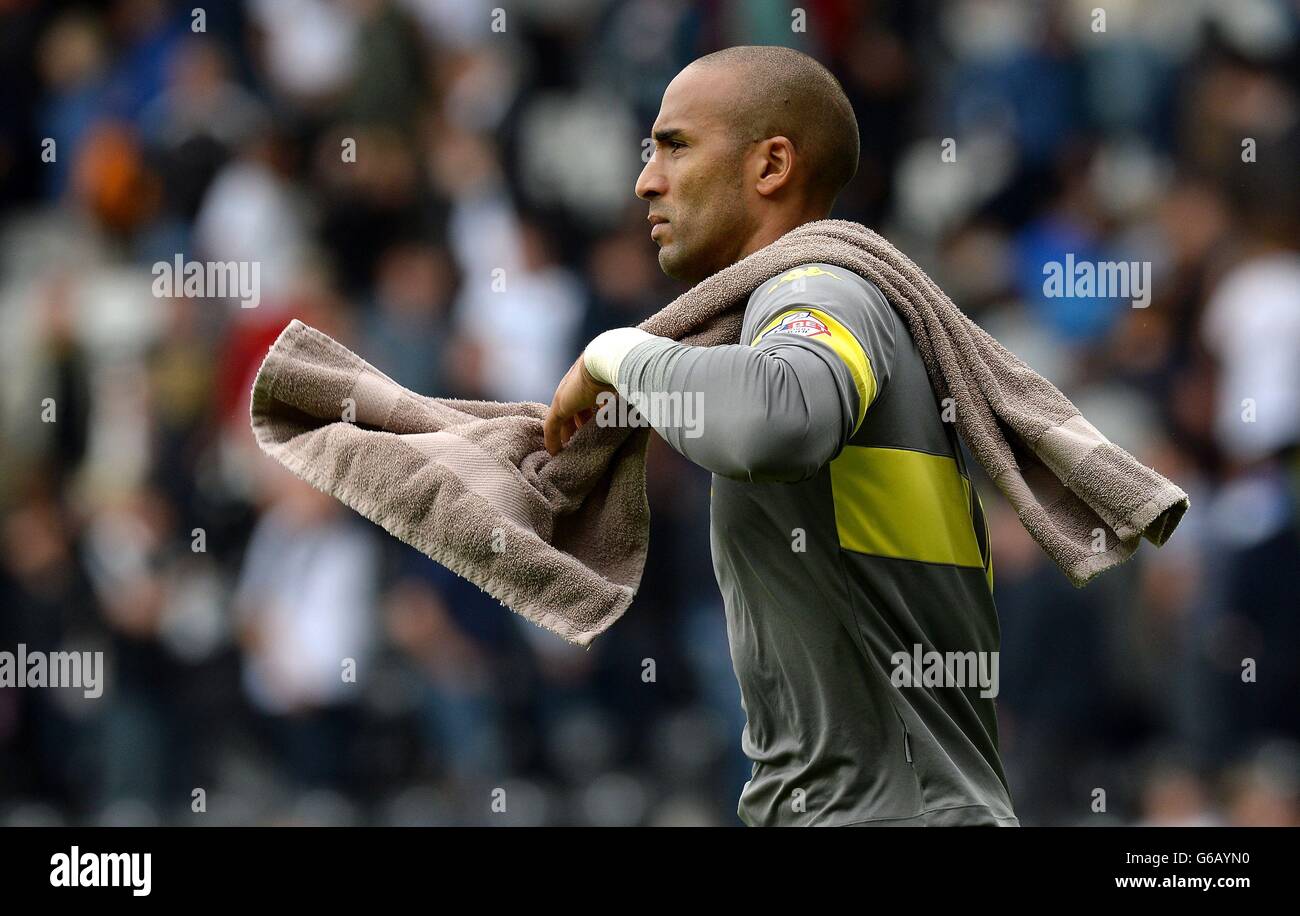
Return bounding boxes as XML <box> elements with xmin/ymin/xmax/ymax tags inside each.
<box><xmin>543</xmin><ymin>403</ymin><xmax>565</xmax><ymax>455</ymax></box>
<box><xmin>543</xmin><ymin>416</ymin><xmax>557</xmax><ymax>455</ymax></box>
<box><xmin>544</xmin><ymin>358</ymin><xmax>606</xmax><ymax>455</ymax></box>
<box><xmin>545</xmin><ymin>408</ymin><xmax>575</xmax><ymax>455</ymax></box>
<box><xmin>544</xmin><ymin>392</ymin><xmax>581</xmax><ymax>455</ymax></box>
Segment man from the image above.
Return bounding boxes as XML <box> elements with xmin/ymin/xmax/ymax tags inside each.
<box><xmin>544</xmin><ymin>46</ymin><xmax>1017</xmax><ymax>826</ymax></box>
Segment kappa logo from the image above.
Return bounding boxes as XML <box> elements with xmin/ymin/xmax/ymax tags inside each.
<box><xmin>759</xmin><ymin>310</ymin><xmax>831</xmax><ymax>341</ymax></box>
<box><xmin>766</xmin><ymin>264</ymin><xmax>842</xmax><ymax>293</ymax></box>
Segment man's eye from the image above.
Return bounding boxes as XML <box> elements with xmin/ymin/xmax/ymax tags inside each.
<box><xmin>668</xmin><ymin>141</ymin><xmax>685</xmax><ymax>150</ymax></box>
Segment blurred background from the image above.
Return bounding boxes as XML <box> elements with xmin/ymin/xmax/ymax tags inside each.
<box><xmin>0</xmin><ymin>0</ymin><xmax>1297</xmax><ymax>827</ymax></box>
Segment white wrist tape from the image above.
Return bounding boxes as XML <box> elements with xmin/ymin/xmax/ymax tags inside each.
<box><xmin>583</xmin><ymin>327</ymin><xmax>656</xmax><ymax>385</ymax></box>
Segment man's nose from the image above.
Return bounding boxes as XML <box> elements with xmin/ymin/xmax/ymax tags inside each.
<box><xmin>635</xmin><ymin>155</ymin><xmax>665</xmax><ymax>201</ymax></box>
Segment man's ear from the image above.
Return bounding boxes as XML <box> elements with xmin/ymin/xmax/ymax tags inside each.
<box><xmin>754</xmin><ymin>136</ymin><xmax>796</xmax><ymax>197</ymax></box>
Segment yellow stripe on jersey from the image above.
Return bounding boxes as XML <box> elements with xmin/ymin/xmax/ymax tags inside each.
<box><xmin>751</xmin><ymin>307</ymin><xmax>877</xmax><ymax>433</ymax></box>
<box><xmin>975</xmin><ymin>491</ymin><xmax>994</xmax><ymax>592</ymax></box>
<box><xmin>829</xmin><ymin>446</ymin><xmax>985</xmax><ymax>569</ymax></box>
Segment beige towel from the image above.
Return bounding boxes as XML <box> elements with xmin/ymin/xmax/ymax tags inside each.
<box><xmin>250</xmin><ymin>219</ymin><xmax>1188</xmax><ymax>646</ymax></box>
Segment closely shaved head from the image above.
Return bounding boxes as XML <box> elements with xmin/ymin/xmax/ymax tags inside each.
<box><xmin>636</xmin><ymin>46</ymin><xmax>860</xmax><ymax>283</ymax></box>
<box><xmin>691</xmin><ymin>46</ymin><xmax>860</xmax><ymax>207</ymax></box>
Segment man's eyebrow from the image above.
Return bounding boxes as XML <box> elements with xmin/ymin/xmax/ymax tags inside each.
<box><xmin>652</xmin><ymin>127</ymin><xmax>688</xmax><ymax>142</ymax></box>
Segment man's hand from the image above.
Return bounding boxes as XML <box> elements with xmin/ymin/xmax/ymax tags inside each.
<box><xmin>543</xmin><ymin>355</ymin><xmax>615</xmax><ymax>455</ymax></box>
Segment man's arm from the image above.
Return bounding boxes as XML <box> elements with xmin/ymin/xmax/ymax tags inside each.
<box><xmin>545</xmin><ymin>264</ymin><xmax>894</xmax><ymax>483</ymax></box>
<box><xmin>609</xmin><ymin>335</ymin><xmax>849</xmax><ymax>482</ymax></box>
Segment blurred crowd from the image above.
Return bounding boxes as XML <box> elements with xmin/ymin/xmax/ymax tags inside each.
<box><xmin>0</xmin><ymin>0</ymin><xmax>1297</xmax><ymax>826</ymax></box>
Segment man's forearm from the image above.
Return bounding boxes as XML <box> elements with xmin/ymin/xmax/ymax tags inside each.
<box><xmin>585</xmin><ymin>332</ymin><xmax>848</xmax><ymax>483</ymax></box>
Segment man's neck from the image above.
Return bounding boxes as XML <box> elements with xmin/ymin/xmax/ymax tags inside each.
<box><xmin>735</xmin><ymin>212</ymin><xmax>829</xmax><ymax>262</ymax></box>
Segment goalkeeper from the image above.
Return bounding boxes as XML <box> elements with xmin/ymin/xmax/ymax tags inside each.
<box><xmin>544</xmin><ymin>46</ymin><xmax>1018</xmax><ymax>827</ymax></box>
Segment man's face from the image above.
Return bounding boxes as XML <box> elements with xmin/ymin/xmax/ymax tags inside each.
<box><xmin>635</xmin><ymin>65</ymin><xmax>755</xmax><ymax>284</ymax></box>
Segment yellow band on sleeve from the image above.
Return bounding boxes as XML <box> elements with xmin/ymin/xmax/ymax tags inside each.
<box><xmin>752</xmin><ymin>308</ymin><xmax>877</xmax><ymax>433</ymax></box>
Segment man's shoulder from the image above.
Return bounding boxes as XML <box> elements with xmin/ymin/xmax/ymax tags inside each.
<box><xmin>745</xmin><ymin>261</ymin><xmax>892</xmax><ymax>329</ymax></box>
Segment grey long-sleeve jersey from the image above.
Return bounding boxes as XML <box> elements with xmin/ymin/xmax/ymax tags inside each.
<box><xmin>614</xmin><ymin>262</ymin><xmax>1016</xmax><ymax>826</ymax></box>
